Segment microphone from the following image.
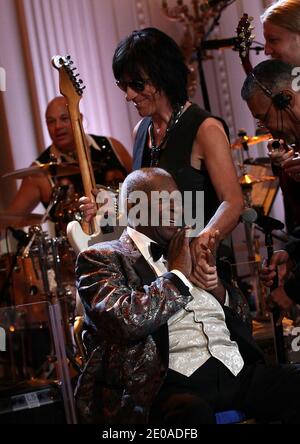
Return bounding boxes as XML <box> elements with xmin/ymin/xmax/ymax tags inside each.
<box><xmin>8</xmin><ymin>226</ymin><xmax>29</xmax><ymax>246</ymax></box>
<box><xmin>271</xmin><ymin>140</ymin><xmax>290</xmax><ymax>153</ymax></box>
<box><xmin>240</xmin><ymin>207</ymin><xmax>257</xmax><ymax>224</ymax></box>
<box><xmin>201</xmin><ymin>37</ymin><xmax>238</xmax><ymax>51</ymax></box>
<box><xmin>272</xmin><ymin>140</ymin><xmax>281</xmax><ymax>150</ymax></box>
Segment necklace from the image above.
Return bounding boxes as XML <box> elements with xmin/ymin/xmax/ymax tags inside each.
<box><xmin>149</xmin><ymin>105</ymin><xmax>185</xmax><ymax>167</ymax></box>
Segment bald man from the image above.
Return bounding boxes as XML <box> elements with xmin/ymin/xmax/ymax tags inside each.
<box><xmin>6</xmin><ymin>96</ymin><xmax>132</xmax><ymax>218</ymax></box>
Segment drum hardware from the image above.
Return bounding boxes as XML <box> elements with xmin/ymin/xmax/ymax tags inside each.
<box><xmin>35</xmin><ymin>231</ymin><xmax>53</xmax><ymax>302</ymax></box>
<box><xmin>238</xmin><ymin>166</ymin><xmax>269</xmax><ymax>319</ymax></box>
<box><xmin>0</xmin><ymin>228</ymin><xmax>30</xmax><ymax>306</ymax></box>
<box><xmin>243</xmin><ymin>157</ymin><xmax>271</xmax><ymax>167</ymax></box>
<box><xmin>50</xmin><ymin>238</ymin><xmax>67</xmax><ymax>298</ymax></box>
<box><xmin>232</xmin><ymin>130</ymin><xmax>273</xmax><ymax>180</ymax></box>
<box><xmin>0</xmin><ymin>183</ymin><xmax>100</xmax><ymax>385</ymax></box>
<box><xmin>259</xmin><ymin>216</ymin><xmax>286</xmax><ymax>364</ymax></box>
<box><xmin>1</xmin><ymin>190</ymin><xmax>83</xmax><ymax>403</ymax></box>
<box><xmin>238</xmin><ymin>164</ymin><xmax>276</xmax><ymax>187</ymax></box>
<box><xmin>22</xmin><ymin>186</ymin><xmax>66</xmax><ymax>259</ymax></box>
<box><xmin>0</xmin><ymin>213</ymin><xmax>43</xmax><ymax>230</ymax></box>
<box><xmin>231</xmin><ymin>132</ymin><xmax>272</xmax><ymax>150</ymax></box>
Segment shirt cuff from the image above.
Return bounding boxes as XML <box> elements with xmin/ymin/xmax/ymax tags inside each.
<box><xmin>171</xmin><ymin>269</ymin><xmax>193</xmax><ymax>291</ymax></box>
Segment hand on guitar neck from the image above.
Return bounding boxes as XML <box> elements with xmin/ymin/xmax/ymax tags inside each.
<box><xmin>79</xmin><ymin>186</ymin><xmax>117</xmax><ymax>226</ymax></box>
<box><xmin>79</xmin><ymin>192</ymin><xmax>98</xmax><ymax>223</ymax></box>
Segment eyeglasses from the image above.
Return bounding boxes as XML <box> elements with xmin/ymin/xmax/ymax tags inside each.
<box><xmin>115</xmin><ymin>78</ymin><xmax>150</xmax><ymax>93</ymax></box>
<box><xmin>256</xmin><ymin>101</ymin><xmax>273</xmax><ymax>127</ymax></box>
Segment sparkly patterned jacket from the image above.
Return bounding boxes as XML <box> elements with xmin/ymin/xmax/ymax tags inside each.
<box><xmin>75</xmin><ymin>231</ymin><xmax>263</xmax><ymax>424</ymax></box>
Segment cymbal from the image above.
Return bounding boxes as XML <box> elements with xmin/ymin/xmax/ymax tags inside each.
<box><xmin>2</xmin><ymin>162</ymin><xmax>81</xmax><ymax>180</ymax></box>
<box><xmin>231</xmin><ymin>133</ymin><xmax>272</xmax><ymax>150</ymax></box>
<box><xmin>239</xmin><ymin>174</ymin><xmax>276</xmax><ymax>186</ymax></box>
<box><xmin>239</xmin><ymin>174</ymin><xmax>261</xmax><ymax>186</ymax></box>
<box><xmin>0</xmin><ymin>213</ymin><xmax>43</xmax><ymax>229</ymax></box>
<box><xmin>244</xmin><ymin>157</ymin><xmax>271</xmax><ymax>166</ymax></box>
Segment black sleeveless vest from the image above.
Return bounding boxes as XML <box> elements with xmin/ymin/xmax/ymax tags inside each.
<box><xmin>132</xmin><ymin>104</ymin><xmax>229</xmax><ymax>225</ymax></box>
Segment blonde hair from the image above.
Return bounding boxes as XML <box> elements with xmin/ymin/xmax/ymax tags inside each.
<box><xmin>261</xmin><ymin>0</ymin><xmax>300</xmax><ymax>33</ymax></box>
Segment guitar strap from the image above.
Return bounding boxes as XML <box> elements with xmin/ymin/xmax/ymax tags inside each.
<box><xmin>107</xmin><ymin>137</ymin><xmax>127</xmax><ymax>170</ymax></box>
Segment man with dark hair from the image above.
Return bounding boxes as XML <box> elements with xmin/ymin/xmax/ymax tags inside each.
<box><xmin>241</xmin><ymin>59</ymin><xmax>298</xmax><ymax>143</ymax></box>
<box><xmin>242</xmin><ymin>59</ymin><xmax>300</xmax><ymax>234</ymax></box>
<box><xmin>76</xmin><ymin>168</ymin><xmax>300</xmax><ymax>424</ymax></box>
<box><xmin>241</xmin><ymin>60</ymin><xmax>295</xmax><ymax>104</ymax></box>
<box><xmin>242</xmin><ymin>59</ymin><xmax>300</xmax><ymax>310</ymax></box>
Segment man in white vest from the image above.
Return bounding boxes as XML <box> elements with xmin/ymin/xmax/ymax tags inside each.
<box><xmin>75</xmin><ymin>168</ymin><xmax>300</xmax><ymax>424</ymax></box>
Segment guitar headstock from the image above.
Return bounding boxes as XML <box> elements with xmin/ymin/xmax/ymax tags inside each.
<box><xmin>236</xmin><ymin>13</ymin><xmax>255</xmax><ymax>75</ymax></box>
<box><xmin>52</xmin><ymin>55</ymin><xmax>85</xmax><ymax>108</ymax></box>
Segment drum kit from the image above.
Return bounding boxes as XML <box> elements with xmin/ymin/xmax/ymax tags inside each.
<box><xmin>0</xmin><ymin>158</ymin><xmax>123</xmax><ymax>388</ymax></box>
<box><xmin>0</xmin><ymin>162</ymin><xmax>83</xmax><ymax>383</ymax></box>
<box><xmin>230</xmin><ymin>131</ymin><xmax>277</xmax><ymax>202</ymax></box>
<box><xmin>231</xmin><ymin>131</ymin><xmax>279</xmax><ymax>319</ymax></box>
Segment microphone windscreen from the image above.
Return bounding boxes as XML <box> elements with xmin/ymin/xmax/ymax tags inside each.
<box><xmin>272</xmin><ymin>140</ymin><xmax>281</xmax><ymax>149</ymax></box>
<box><xmin>240</xmin><ymin>207</ymin><xmax>257</xmax><ymax>223</ymax></box>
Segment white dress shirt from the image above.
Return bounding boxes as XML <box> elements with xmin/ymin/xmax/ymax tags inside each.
<box><xmin>127</xmin><ymin>227</ymin><xmax>244</xmax><ymax>377</ymax></box>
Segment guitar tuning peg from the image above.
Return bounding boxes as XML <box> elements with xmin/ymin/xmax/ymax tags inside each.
<box><xmin>78</xmin><ymin>79</ymin><xmax>83</xmax><ymax>84</ymax></box>
<box><xmin>240</xmin><ymin>42</ymin><xmax>246</xmax><ymax>49</ymax></box>
<box><xmin>66</xmin><ymin>55</ymin><xmax>71</xmax><ymax>60</ymax></box>
<box><xmin>250</xmin><ymin>34</ymin><xmax>255</xmax><ymax>40</ymax></box>
<box><xmin>239</xmin><ymin>32</ymin><xmax>245</xmax><ymax>38</ymax></box>
<box><xmin>58</xmin><ymin>57</ymin><xmax>66</xmax><ymax>66</ymax></box>
<box><xmin>249</xmin><ymin>25</ymin><xmax>255</xmax><ymax>31</ymax></box>
<box><xmin>248</xmin><ymin>16</ymin><xmax>254</xmax><ymax>21</ymax></box>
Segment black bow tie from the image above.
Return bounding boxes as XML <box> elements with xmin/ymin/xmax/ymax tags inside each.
<box><xmin>149</xmin><ymin>242</ymin><xmax>168</xmax><ymax>262</ymax></box>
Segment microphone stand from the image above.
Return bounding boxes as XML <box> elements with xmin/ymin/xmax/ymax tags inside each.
<box><xmin>195</xmin><ymin>37</ymin><xmax>264</xmax><ymax>113</ymax></box>
<box><xmin>265</xmin><ymin>229</ymin><xmax>286</xmax><ymax>364</ymax></box>
<box><xmin>196</xmin><ymin>46</ymin><xmax>211</xmax><ymax>112</ymax></box>
<box><xmin>0</xmin><ymin>236</ymin><xmax>27</xmax><ymax>306</ymax></box>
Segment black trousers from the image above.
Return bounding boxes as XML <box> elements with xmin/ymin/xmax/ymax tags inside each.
<box><xmin>149</xmin><ymin>358</ymin><xmax>300</xmax><ymax>424</ymax></box>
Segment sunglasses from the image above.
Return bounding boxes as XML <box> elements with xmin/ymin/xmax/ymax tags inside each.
<box><xmin>115</xmin><ymin>78</ymin><xmax>150</xmax><ymax>93</ymax></box>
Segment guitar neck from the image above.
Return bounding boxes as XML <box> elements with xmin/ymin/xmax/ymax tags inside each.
<box><xmin>52</xmin><ymin>55</ymin><xmax>98</xmax><ymax>234</ymax></box>
<box><xmin>69</xmin><ymin>107</ymin><xmax>97</xmax><ymax>234</ymax></box>
<box><xmin>236</xmin><ymin>13</ymin><xmax>254</xmax><ymax>77</ymax></box>
<box><xmin>241</xmin><ymin>58</ymin><xmax>253</xmax><ymax>76</ymax></box>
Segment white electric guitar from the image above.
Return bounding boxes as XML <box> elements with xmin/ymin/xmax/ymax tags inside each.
<box><xmin>52</xmin><ymin>55</ymin><xmax>122</xmax><ymax>253</ymax></box>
